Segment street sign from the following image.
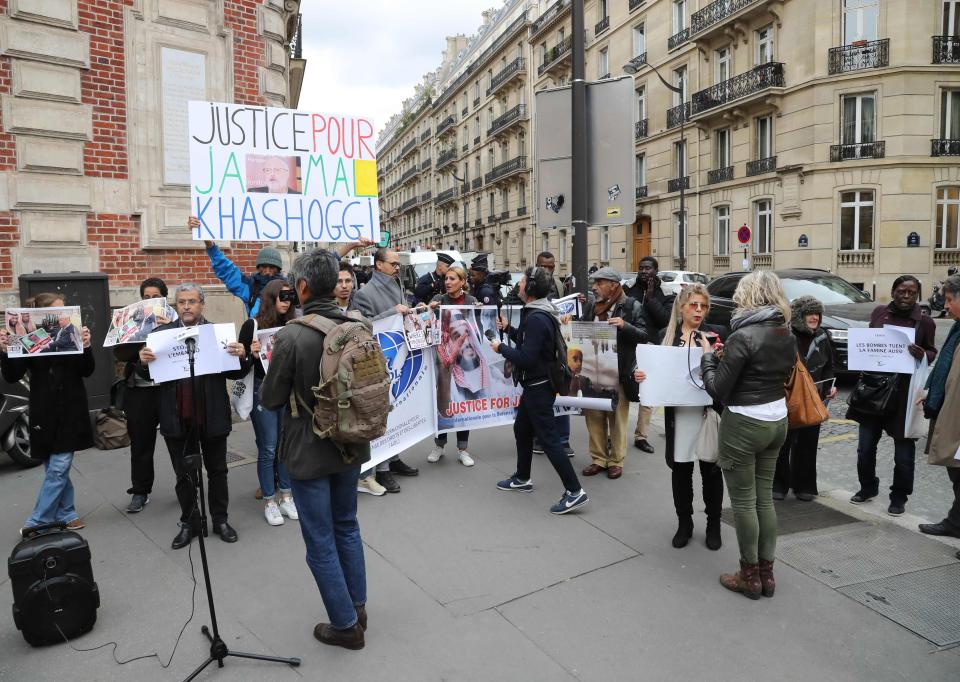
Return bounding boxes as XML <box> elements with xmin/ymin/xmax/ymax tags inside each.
<box><xmin>737</xmin><ymin>225</ymin><xmax>751</xmax><ymax>246</ymax></box>
<box><xmin>798</xmin><ymin>234</ymin><xmax>809</xmax><ymax>248</ymax></box>
<box><xmin>907</xmin><ymin>231</ymin><xmax>920</xmax><ymax>247</ymax></box>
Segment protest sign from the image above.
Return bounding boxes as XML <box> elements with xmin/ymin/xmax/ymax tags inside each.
<box><xmin>847</xmin><ymin>328</ymin><xmax>916</xmax><ymax>374</ymax></box>
<box><xmin>369</xmin><ymin>314</ymin><xmax>437</xmax><ymax>469</ymax></box>
<box><xmin>144</xmin><ymin>324</ymin><xmax>224</xmax><ymax>383</ymax></box>
<box><xmin>404</xmin><ymin>307</ymin><xmax>440</xmax><ymax>351</ymax></box>
<box><xmin>104</xmin><ymin>300</ymin><xmax>177</xmax><ymax>347</ymax></box>
<box><xmin>255</xmin><ymin>326</ymin><xmax>282</xmax><ymax>373</ymax></box>
<box><xmin>188</xmin><ymin>101</ymin><xmax>379</xmax><ymax>244</ymax></box>
<box><xmin>564</xmin><ymin>321</ymin><xmax>620</xmax><ymax>404</ymax></box>
<box><xmin>213</xmin><ymin>323</ymin><xmax>241</xmax><ymax>372</ymax></box>
<box><xmin>436</xmin><ymin>305</ymin><xmax>521</xmax><ymax>434</ymax></box>
<box><xmin>554</xmin><ymin>294</ymin><xmax>581</xmax><ymax>318</ymax></box>
<box><xmin>3</xmin><ymin>306</ymin><xmax>83</xmax><ymax>357</ymax></box>
<box><xmin>636</xmin><ymin>345</ymin><xmax>713</xmax><ymax>407</ymax></box>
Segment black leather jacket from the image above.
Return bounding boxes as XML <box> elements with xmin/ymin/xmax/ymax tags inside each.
<box><xmin>580</xmin><ymin>296</ymin><xmax>649</xmax><ymax>385</ymax></box>
<box><xmin>700</xmin><ymin>309</ymin><xmax>797</xmax><ymax>407</ymax></box>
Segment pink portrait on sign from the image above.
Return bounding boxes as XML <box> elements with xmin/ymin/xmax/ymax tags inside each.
<box><xmin>245</xmin><ymin>154</ymin><xmax>302</xmax><ymax>195</ymax></box>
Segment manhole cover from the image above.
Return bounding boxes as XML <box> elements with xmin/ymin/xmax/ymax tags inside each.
<box><xmin>225</xmin><ymin>450</ymin><xmax>255</xmax><ymax>468</ymax></box>
<box><xmin>838</xmin><ymin>562</ymin><xmax>960</xmax><ymax>646</ymax></box>
<box><xmin>721</xmin><ymin>499</ymin><xmax>859</xmax><ymax>535</ymax></box>
<box><xmin>777</xmin><ymin>524</ymin><xmax>958</xmax><ymax>588</ymax></box>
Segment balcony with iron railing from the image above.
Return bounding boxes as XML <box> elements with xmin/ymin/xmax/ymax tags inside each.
<box><xmin>625</xmin><ymin>53</ymin><xmax>647</xmax><ymax>72</ymax></box>
<box><xmin>690</xmin><ymin>0</ymin><xmax>775</xmax><ymax>41</ymax></box>
<box><xmin>487</xmin><ymin>214</ymin><xmax>497</xmax><ymax>224</ymax></box>
<box><xmin>474</xmin><ymin>218</ymin><xmax>482</xmax><ymax>226</ymax></box>
<box><xmin>933</xmin><ymin>139</ymin><xmax>960</xmax><ymax>156</ymax></box>
<box><xmin>462</xmin><ymin>107</ymin><xmax>468</xmax><ymax>117</ymax></box>
<box><xmin>462</xmin><ymin>143</ymin><xmax>469</xmax><ymax>153</ymax></box>
<box><xmin>485</xmin><ymin>155</ymin><xmax>527</xmax><ymax>184</ymax></box>
<box><xmin>400</xmin><ymin>166</ymin><xmax>417</xmax><ymax>183</ymax></box>
<box><xmin>488</xmin><ymin>104</ymin><xmax>528</xmax><ymax>137</ymax></box>
<box><xmin>690</xmin><ymin>62</ymin><xmax>784</xmax><ymax>119</ymax></box>
<box><xmin>668</xmin><ymin>27</ymin><xmax>689</xmax><ymax>51</ymax></box>
<box><xmin>434</xmin><ymin>187</ymin><xmax>458</xmax><ymax>205</ymax></box>
<box><xmin>436</xmin><ymin>147</ymin><xmax>458</xmax><ymax>169</ymax></box>
<box><xmin>488</xmin><ymin>58</ymin><xmax>526</xmax><ymax>97</ymax></box>
<box><xmin>707</xmin><ymin>166</ymin><xmax>733</xmax><ymax>184</ymax></box>
<box><xmin>635</xmin><ymin>118</ymin><xmax>648</xmax><ymax>141</ymax></box>
<box><xmin>595</xmin><ymin>16</ymin><xmax>609</xmax><ymax>36</ymax></box>
<box><xmin>667</xmin><ymin>176</ymin><xmax>690</xmax><ymax>193</ymax></box>
<box><xmin>635</xmin><ymin>185</ymin><xmax>648</xmax><ymax>200</ymax></box>
<box><xmin>421</xmin><ymin>158</ymin><xmax>432</xmax><ymax>171</ymax></box>
<box><xmin>629</xmin><ymin>0</ymin><xmax>645</xmax><ymax>10</ymax></box>
<box><xmin>472</xmin><ymin>178</ymin><xmax>482</xmax><ymax>191</ymax></box>
<box><xmin>419</xmin><ymin>191</ymin><xmax>432</xmax><ymax>205</ymax></box>
<box><xmin>517</xmin><ymin>206</ymin><xmax>527</xmax><ymax>216</ymax></box>
<box><xmin>501</xmin><ymin>210</ymin><xmax>510</xmax><ymax>220</ymax></box>
<box><xmin>530</xmin><ymin>0</ymin><xmax>571</xmax><ymax>40</ymax></box>
<box><xmin>400</xmin><ymin>197</ymin><xmax>417</xmax><ymax>212</ymax></box>
<box><xmin>667</xmin><ymin>102</ymin><xmax>690</xmax><ymax>129</ymax></box>
<box><xmin>420</xmin><ymin>130</ymin><xmax>431</xmax><ymax>142</ymax></box>
<box><xmin>538</xmin><ymin>35</ymin><xmax>573</xmax><ymax>77</ymax></box>
<box><xmin>933</xmin><ymin>35</ymin><xmax>960</xmax><ymax>64</ymax></box>
<box><xmin>436</xmin><ymin>114</ymin><xmax>457</xmax><ymax>137</ymax></box>
<box><xmin>473</xmin><ymin>97</ymin><xmax>480</xmax><ymax>108</ymax></box>
<box><xmin>830</xmin><ymin>141</ymin><xmax>885</xmax><ymax>162</ymax></box>
<box><xmin>828</xmin><ymin>39</ymin><xmax>889</xmax><ymax>74</ymax></box>
<box><xmin>474</xmin><ymin>136</ymin><xmax>481</xmax><ymax>146</ymax></box>
<box><xmin>746</xmin><ymin>156</ymin><xmax>777</xmax><ymax>176</ymax></box>
<box><xmin>400</xmin><ymin>139</ymin><xmax>417</xmax><ymax>157</ymax></box>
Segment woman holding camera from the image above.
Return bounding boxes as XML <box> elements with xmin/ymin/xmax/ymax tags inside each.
<box><xmin>239</xmin><ymin>280</ymin><xmax>298</xmax><ymax>526</ymax></box>
<box><xmin>634</xmin><ymin>283</ymin><xmax>726</xmax><ymax>550</ymax></box>
<box><xmin>699</xmin><ymin>271</ymin><xmax>796</xmax><ymax>600</ymax></box>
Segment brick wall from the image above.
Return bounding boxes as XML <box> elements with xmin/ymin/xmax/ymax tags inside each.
<box><xmin>0</xmin><ymin>0</ymin><xmax>18</xmax><ymax>290</ymax></box>
<box><xmin>224</xmin><ymin>0</ymin><xmax>267</xmax><ymax>106</ymax></box>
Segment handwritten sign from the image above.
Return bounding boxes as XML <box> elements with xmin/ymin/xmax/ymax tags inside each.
<box><xmin>847</xmin><ymin>327</ymin><xmax>916</xmax><ymax>374</ymax></box>
<box><xmin>188</xmin><ymin>101</ymin><xmax>379</xmax><ymax>243</ymax></box>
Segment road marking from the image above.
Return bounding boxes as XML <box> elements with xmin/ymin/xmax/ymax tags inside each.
<box><xmin>819</xmin><ymin>433</ymin><xmax>858</xmax><ymax>444</ymax></box>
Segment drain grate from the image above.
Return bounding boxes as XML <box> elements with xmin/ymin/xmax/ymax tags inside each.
<box><xmin>721</xmin><ymin>499</ymin><xmax>859</xmax><ymax>535</ymax></box>
<box><xmin>777</xmin><ymin>524</ymin><xmax>959</xmax><ymax>588</ymax></box>
<box><xmin>225</xmin><ymin>450</ymin><xmax>256</xmax><ymax>468</ymax></box>
<box><xmin>838</xmin><ymin>563</ymin><xmax>960</xmax><ymax>646</ymax></box>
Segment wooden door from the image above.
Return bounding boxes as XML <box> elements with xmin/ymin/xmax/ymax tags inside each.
<box><xmin>632</xmin><ymin>216</ymin><xmax>652</xmax><ymax>270</ymax></box>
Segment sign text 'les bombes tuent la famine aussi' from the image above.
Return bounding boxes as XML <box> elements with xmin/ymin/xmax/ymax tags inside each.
<box><xmin>188</xmin><ymin>101</ymin><xmax>380</xmax><ymax>244</ymax></box>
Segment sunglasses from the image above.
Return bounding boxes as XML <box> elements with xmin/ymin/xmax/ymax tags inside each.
<box><xmin>278</xmin><ymin>290</ymin><xmax>298</xmax><ymax>304</ymax></box>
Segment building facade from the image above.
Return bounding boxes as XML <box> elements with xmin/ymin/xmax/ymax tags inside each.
<box><xmin>379</xmin><ymin>0</ymin><xmax>960</xmax><ymax>295</ymax></box>
<box><xmin>0</xmin><ymin>0</ymin><xmax>305</xmax><ymax>314</ymax></box>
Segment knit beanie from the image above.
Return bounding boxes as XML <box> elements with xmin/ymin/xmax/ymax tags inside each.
<box><xmin>256</xmin><ymin>247</ymin><xmax>283</xmax><ymax>270</ymax></box>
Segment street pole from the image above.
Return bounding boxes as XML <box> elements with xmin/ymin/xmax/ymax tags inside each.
<box><xmin>679</xmin><ymin>109</ymin><xmax>686</xmax><ymax>269</ymax></box>
<box><xmin>571</xmin><ymin>0</ymin><xmax>588</xmax><ymax>295</ymax></box>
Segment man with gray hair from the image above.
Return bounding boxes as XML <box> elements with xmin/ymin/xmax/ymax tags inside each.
<box><xmin>139</xmin><ymin>283</ymin><xmax>253</xmax><ymax>549</ymax></box>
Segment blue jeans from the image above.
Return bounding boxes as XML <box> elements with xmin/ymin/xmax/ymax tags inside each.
<box><xmin>252</xmin><ymin>375</ymin><xmax>290</xmax><ymax>499</ymax></box>
<box><xmin>290</xmin><ymin>468</ymin><xmax>366</xmax><ymax>630</ymax></box>
<box><xmin>856</xmin><ymin>416</ymin><xmax>916</xmax><ymax>504</ymax></box>
<box><xmin>26</xmin><ymin>452</ymin><xmax>80</xmax><ymax>528</ymax></box>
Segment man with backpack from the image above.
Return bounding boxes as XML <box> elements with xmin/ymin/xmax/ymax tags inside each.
<box><xmin>260</xmin><ymin>249</ymin><xmax>381</xmax><ymax>651</ymax></box>
<box><xmin>489</xmin><ymin>266</ymin><xmax>589</xmax><ymax>515</ymax></box>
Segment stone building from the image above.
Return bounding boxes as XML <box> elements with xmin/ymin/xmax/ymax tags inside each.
<box><xmin>0</xmin><ymin>0</ymin><xmax>305</xmax><ymax>314</ymax></box>
<box><xmin>379</xmin><ymin>0</ymin><xmax>960</xmax><ymax>295</ymax></box>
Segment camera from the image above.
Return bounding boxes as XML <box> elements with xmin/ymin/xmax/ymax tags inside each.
<box><xmin>488</xmin><ymin>270</ymin><xmax>513</xmax><ymax>286</ymax></box>
<box><xmin>692</xmin><ymin>330</ymin><xmax>719</xmax><ymax>346</ymax></box>
<box><xmin>278</xmin><ymin>289</ymin><xmax>299</xmax><ymax>305</ymax></box>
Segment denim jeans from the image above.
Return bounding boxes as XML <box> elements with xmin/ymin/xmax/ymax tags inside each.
<box><xmin>252</xmin><ymin>375</ymin><xmax>290</xmax><ymax>499</ymax></box>
<box><xmin>26</xmin><ymin>452</ymin><xmax>80</xmax><ymax>528</ymax></box>
<box><xmin>514</xmin><ymin>383</ymin><xmax>581</xmax><ymax>493</ymax></box>
<box><xmin>291</xmin><ymin>469</ymin><xmax>366</xmax><ymax>629</ymax></box>
<box><xmin>856</xmin><ymin>416</ymin><xmax>916</xmax><ymax>505</ymax></box>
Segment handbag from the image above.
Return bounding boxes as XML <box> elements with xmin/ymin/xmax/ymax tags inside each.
<box><xmin>94</xmin><ymin>380</ymin><xmax>130</xmax><ymax>450</ymax></box>
<box><xmin>230</xmin><ymin>320</ymin><xmax>256</xmax><ymax>420</ymax></box>
<box><xmin>692</xmin><ymin>407</ymin><xmax>720</xmax><ymax>463</ymax></box>
<box><xmin>785</xmin><ymin>353</ymin><xmax>830</xmax><ymax>429</ymax></box>
<box><xmin>847</xmin><ymin>371</ymin><xmax>898</xmax><ymax>417</ymax></box>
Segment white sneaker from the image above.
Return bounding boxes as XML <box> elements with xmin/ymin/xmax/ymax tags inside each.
<box><xmin>357</xmin><ymin>476</ymin><xmax>387</xmax><ymax>496</ymax></box>
<box><xmin>278</xmin><ymin>497</ymin><xmax>299</xmax><ymax>520</ymax></box>
<box><xmin>458</xmin><ymin>450</ymin><xmax>475</xmax><ymax>467</ymax></box>
<box><xmin>264</xmin><ymin>501</ymin><xmax>284</xmax><ymax>526</ymax></box>
<box><xmin>427</xmin><ymin>445</ymin><xmax>444</xmax><ymax>463</ymax></box>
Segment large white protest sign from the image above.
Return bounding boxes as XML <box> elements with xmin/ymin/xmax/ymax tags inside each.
<box><xmin>3</xmin><ymin>306</ymin><xmax>83</xmax><ymax>358</ymax></box>
<box><xmin>369</xmin><ymin>314</ymin><xmax>437</xmax><ymax>469</ymax></box>
<box><xmin>145</xmin><ymin>325</ymin><xmax>223</xmax><ymax>384</ymax></box>
<box><xmin>188</xmin><ymin>101</ymin><xmax>379</xmax><ymax>243</ymax></box>
<box><xmin>636</xmin><ymin>345</ymin><xmax>713</xmax><ymax>407</ymax></box>
<box><xmin>847</xmin><ymin>328</ymin><xmax>916</xmax><ymax>374</ymax></box>
<box><xmin>213</xmin><ymin>323</ymin><xmax>241</xmax><ymax>372</ymax></box>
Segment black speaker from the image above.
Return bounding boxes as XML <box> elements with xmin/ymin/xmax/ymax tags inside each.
<box><xmin>8</xmin><ymin>523</ymin><xmax>99</xmax><ymax>647</ymax></box>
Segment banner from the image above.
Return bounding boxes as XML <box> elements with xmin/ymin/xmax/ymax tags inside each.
<box><xmin>3</xmin><ymin>306</ymin><xmax>83</xmax><ymax>357</ymax></box>
<box><xmin>636</xmin><ymin>345</ymin><xmax>713</xmax><ymax>407</ymax></box>
<box><xmin>369</xmin><ymin>314</ymin><xmax>437</xmax><ymax>469</ymax></box>
<box><xmin>188</xmin><ymin>101</ymin><xmax>379</xmax><ymax>243</ymax></box>
<box><xmin>564</xmin><ymin>321</ymin><xmax>620</xmax><ymax>404</ymax></box>
<box><xmin>255</xmin><ymin>326</ymin><xmax>282</xmax><ymax>373</ymax></box>
<box><xmin>104</xmin><ymin>300</ymin><xmax>177</xmax><ymax>347</ymax></box>
<box><xmin>145</xmin><ymin>325</ymin><xmax>228</xmax><ymax>384</ymax></box>
<box><xmin>436</xmin><ymin>305</ymin><xmax>521</xmax><ymax>434</ymax></box>
<box><xmin>847</xmin><ymin>327</ymin><xmax>916</xmax><ymax>374</ymax></box>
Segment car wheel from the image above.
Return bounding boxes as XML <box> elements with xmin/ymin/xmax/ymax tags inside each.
<box><xmin>5</xmin><ymin>414</ymin><xmax>40</xmax><ymax>468</ymax></box>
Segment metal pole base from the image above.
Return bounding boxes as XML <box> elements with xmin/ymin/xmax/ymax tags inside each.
<box><xmin>183</xmin><ymin>625</ymin><xmax>301</xmax><ymax>681</ymax></box>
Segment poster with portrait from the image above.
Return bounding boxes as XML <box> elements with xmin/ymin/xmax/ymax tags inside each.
<box><xmin>188</xmin><ymin>101</ymin><xmax>380</xmax><ymax>244</ymax></box>
<box><xmin>3</xmin><ymin>307</ymin><xmax>83</xmax><ymax>357</ymax></box>
<box><xmin>435</xmin><ymin>305</ymin><xmax>522</xmax><ymax>434</ymax></box>
<box><xmin>404</xmin><ymin>306</ymin><xmax>440</xmax><ymax>351</ymax></box>
<box><xmin>563</xmin><ymin>321</ymin><xmax>620</xmax><ymax>405</ymax></box>
<box><xmin>369</xmin><ymin>314</ymin><xmax>437</xmax><ymax>469</ymax></box>
<box><xmin>255</xmin><ymin>326</ymin><xmax>282</xmax><ymax>373</ymax></box>
<box><xmin>103</xmin><ymin>299</ymin><xmax>178</xmax><ymax>347</ymax></box>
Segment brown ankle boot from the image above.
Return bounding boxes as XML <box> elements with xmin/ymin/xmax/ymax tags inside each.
<box><xmin>719</xmin><ymin>560</ymin><xmax>762</xmax><ymax>600</ymax></box>
<box><xmin>356</xmin><ymin>604</ymin><xmax>367</xmax><ymax>631</ymax></box>
<box><xmin>313</xmin><ymin>622</ymin><xmax>365</xmax><ymax>650</ymax></box>
<box><xmin>758</xmin><ymin>559</ymin><xmax>775</xmax><ymax>598</ymax></box>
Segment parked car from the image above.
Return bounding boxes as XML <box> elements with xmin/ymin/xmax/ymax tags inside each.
<box><xmin>706</xmin><ymin>269</ymin><xmax>875</xmax><ymax>371</ymax></box>
<box><xmin>658</xmin><ymin>270</ymin><xmax>710</xmax><ymax>296</ymax></box>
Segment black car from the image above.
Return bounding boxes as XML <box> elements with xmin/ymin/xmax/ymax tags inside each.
<box><xmin>706</xmin><ymin>269</ymin><xmax>875</xmax><ymax>371</ymax></box>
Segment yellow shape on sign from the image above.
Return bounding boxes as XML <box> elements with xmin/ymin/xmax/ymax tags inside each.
<box><xmin>354</xmin><ymin>160</ymin><xmax>378</xmax><ymax>197</ymax></box>
<box><xmin>606</xmin><ymin>206</ymin><xmax>622</xmax><ymax>218</ymax></box>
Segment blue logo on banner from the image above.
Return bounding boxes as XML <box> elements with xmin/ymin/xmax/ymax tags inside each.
<box><xmin>377</xmin><ymin>331</ymin><xmax>422</xmax><ymax>401</ymax></box>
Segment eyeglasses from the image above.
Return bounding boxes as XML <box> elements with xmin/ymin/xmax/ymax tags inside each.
<box><xmin>685</xmin><ymin>302</ymin><xmax>708</xmax><ymax>310</ymax></box>
<box><xmin>384</xmin><ymin>261</ymin><xmax>401</xmax><ymax>268</ymax></box>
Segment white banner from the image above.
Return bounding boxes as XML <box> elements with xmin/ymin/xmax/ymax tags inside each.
<box><xmin>188</xmin><ymin>101</ymin><xmax>379</xmax><ymax>243</ymax></box>
<box><xmin>636</xmin><ymin>345</ymin><xmax>714</xmax><ymax>407</ymax></box>
<box><xmin>847</xmin><ymin>327</ymin><xmax>916</xmax><ymax>375</ymax></box>
<box><xmin>145</xmin><ymin>324</ymin><xmax>227</xmax><ymax>384</ymax></box>
<box><xmin>369</xmin><ymin>314</ymin><xmax>437</xmax><ymax>469</ymax></box>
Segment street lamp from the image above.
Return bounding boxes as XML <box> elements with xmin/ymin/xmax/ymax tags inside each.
<box><xmin>623</xmin><ymin>59</ymin><xmax>687</xmax><ymax>268</ymax></box>
<box><xmin>451</xmin><ymin>170</ymin><xmax>469</xmax><ymax>251</ymax></box>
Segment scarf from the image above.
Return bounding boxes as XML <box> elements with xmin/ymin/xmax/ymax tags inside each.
<box><xmin>437</xmin><ymin>316</ymin><xmax>490</xmax><ymax>394</ymax></box>
<box><xmin>730</xmin><ymin>305</ymin><xmax>784</xmax><ymax>331</ymax></box>
<box><xmin>926</xmin><ymin>320</ymin><xmax>960</xmax><ymax>413</ymax></box>
<box><xmin>593</xmin><ymin>286</ymin><xmax>625</xmax><ymax>321</ymax></box>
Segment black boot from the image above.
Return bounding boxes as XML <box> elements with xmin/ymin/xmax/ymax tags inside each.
<box><xmin>705</xmin><ymin>517</ymin><xmax>722</xmax><ymax>551</ymax></box>
<box><xmin>672</xmin><ymin>516</ymin><xmax>694</xmax><ymax>548</ymax></box>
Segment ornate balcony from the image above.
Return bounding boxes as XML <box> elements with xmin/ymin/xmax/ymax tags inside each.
<box><xmin>472</xmin><ymin>178</ymin><xmax>482</xmax><ymax>191</ymax></box>
<box><xmin>474</xmin><ymin>218</ymin><xmax>482</xmax><ymax>226</ymax></box>
<box><xmin>488</xmin><ymin>58</ymin><xmax>526</xmax><ymax>97</ymax></box>
<box><xmin>828</xmin><ymin>39</ymin><xmax>889</xmax><ymax>74</ymax></box>
<box><xmin>488</xmin><ymin>104</ymin><xmax>528</xmax><ymax>137</ymax></box>
<box><xmin>487</xmin><ymin>214</ymin><xmax>497</xmax><ymax>224</ymax></box>
<box><xmin>474</xmin><ymin>136</ymin><xmax>481</xmax><ymax>146</ymax></box>
<box><xmin>690</xmin><ymin>62</ymin><xmax>784</xmax><ymax>119</ymax></box>
<box><xmin>400</xmin><ymin>139</ymin><xmax>417</xmax><ymax>158</ymax></box>
<box><xmin>473</xmin><ymin>97</ymin><xmax>480</xmax><ymax>108</ymax></box>
<box><xmin>436</xmin><ymin>147</ymin><xmax>458</xmax><ymax>169</ymax></box>
<box><xmin>400</xmin><ymin>197</ymin><xmax>417</xmax><ymax>212</ymax></box>
<box><xmin>668</xmin><ymin>27</ymin><xmax>689</xmax><ymax>51</ymax></box>
<box><xmin>400</xmin><ymin>166</ymin><xmax>417</xmax><ymax>183</ymax></box>
<box><xmin>932</xmin><ymin>139</ymin><xmax>960</xmax><ymax>156</ymax></box>
<box><xmin>635</xmin><ymin>185</ymin><xmax>648</xmax><ymax>199</ymax></box>
<box><xmin>635</xmin><ymin>118</ymin><xmax>649</xmax><ymax>140</ymax></box>
<box><xmin>830</xmin><ymin>141</ymin><xmax>885</xmax><ymax>161</ymax></box>
<box><xmin>837</xmin><ymin>251</ymin><xmax>874</xmax><ymax>267</ymax></box>
<box><xmin>707</xmin><ymin>166</ymin><xmax>733</xmax><ymax>185</ymax></box>
<box><xmin>419</xmin><ymin>191</ymin><xmax>432</xmax><ymax>205</ymax></box>
<box><xmin>421</xmin><ymin>158</ymin><xmax>432</xmax><ymax>171</ymax></box>
<box><xmin>461</xmin><ymin>182</ymin><xmax>470</xmax><ymax>194</ymax></box>
<box><xmin>485</xmin><ymin>155</ymin><xmax>527</xmax><ymax>184</ymax></box>
<box><xmin>667</xmin><ymin>102</ymin><xmax>690</xmax><ymax>129</ymax></box>
<box><xmin>538</xmin><ymin>35</ymin><xmax>573</xmax><ymax>77</ymax></box>
<box><xmin>595</xmin><ymin>16</ymin><xmax>609</xmax><ymax>36</ymax></box>
<box><xmin>462</xmin><ymin>144</ymin><xmax>469</xmax><ymax>153</ymax></box>
<box><xmin>667</xmin><ymin>176</ymin><xmax>690</xmax><ymax>193</ymax></box>
<box><xmin>690</xmin><ymin>0</ymin><xmax>775</xmax><ymax>41</ymax></box>
<box><xmin>517</xmin><ymin>206</ymin><xmax>527</xmax><ymax>216</ymax></box>
<box><xmin>462</xmin><ymin>106</ymin><xmax>468</xmax><ymax>117</ymax></box>
<box><xmin>436</xmin><ymin>114</ymin><xmax>457</xmax><ymax>137</ymax></box>
<box><xmin>933</xmin><ymin>36</ymin><xmax>960</xmax><ymax>64</ymax></box>
<box><xmin>435</xmin><ymin>187</ymin><xmax>458</xmax><ymax>205</ymax></box>
<box><xmin>420</xmin><ymin>130</ymin><xmax>431</xmax><ymax>142</ymax></box>
<box><xmin>530</xmin><ymin>0</ymin><xmax>571</xmax><ymax>40</ymax></box>
<box><xmin>746</xmin><ymin>156</ymin><xmax>777</xmax><ymax>176</ymax></box>
<box><xmin>629</xmin><ymin>0</ymin><xmax>645</xmax><ymax>11</ymax></box>
<box><xmin>625</xmin><ymin>53</ymin><xmax>647</xmax><ymax>72</ymax></box>
<box><xmin>501</xmin><ymin>210</ymin><xmax>510</xmax><ymax>220</ymax></box>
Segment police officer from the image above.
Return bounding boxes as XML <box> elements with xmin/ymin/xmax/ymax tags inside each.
<box><xmin>414</xmin><ymin>252</ymin><xmax>454</xmax><ymax>304</ymax></box>
<box><xmin>468</xmin><ymin>254</ymin><xmax>500</xmax><ymax>306</ymax></box>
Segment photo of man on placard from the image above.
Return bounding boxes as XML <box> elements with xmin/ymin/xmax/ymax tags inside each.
<box><xmin>245</xmin><ymin>154</ymin><xmax>302</xmax><ymax>194</ymax></box>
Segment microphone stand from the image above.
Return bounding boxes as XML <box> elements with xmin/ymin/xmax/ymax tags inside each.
<box><xmin>181</xmin><ymin>335</ymin><xmax>300</xmax><ymax>681</ymax></box>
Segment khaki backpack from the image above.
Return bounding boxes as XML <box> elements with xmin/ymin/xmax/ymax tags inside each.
<box><xmin>289</xmin><ymin>313</ymin><xmax>392</xmax><ymax>455</ymax></box>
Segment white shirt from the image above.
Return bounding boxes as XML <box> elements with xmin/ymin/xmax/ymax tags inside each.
<box><xmin>728</xmin><ymin>399</ymin><xmax>788</xmax><ymax>422</ymax></box>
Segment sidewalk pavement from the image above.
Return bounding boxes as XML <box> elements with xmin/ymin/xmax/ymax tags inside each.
<box><xmin>1</xmin><ymin>407</ymin><xmax>958</xmax><ymax>681</ymax></box>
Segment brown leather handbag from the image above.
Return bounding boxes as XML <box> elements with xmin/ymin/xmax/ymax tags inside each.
<box><xmin>785</xmin><ymin>354</ymin><xmax>830</xmax><ymax>429</ymax></box>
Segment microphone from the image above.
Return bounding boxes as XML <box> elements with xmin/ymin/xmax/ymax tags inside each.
<box><xmin>184</xmin><ymin>335</ymin><xmax>196</xmax><ymax>362</ymax></box>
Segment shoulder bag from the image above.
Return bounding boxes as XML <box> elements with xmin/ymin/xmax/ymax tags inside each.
<box><xmin>785</xmin><ymin>353</ymin><xmax>830</xmax><ymax>429</ymax></box>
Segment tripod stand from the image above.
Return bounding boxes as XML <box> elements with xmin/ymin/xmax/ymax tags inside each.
<box><xmin>180</xmin><ymin>335</ymin><xmax>300</xmax><ymax>681</ymax></box>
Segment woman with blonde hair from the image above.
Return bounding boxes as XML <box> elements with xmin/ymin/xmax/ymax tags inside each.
<box><xmin>634</xmin><ymin>283</ymin><xmax>726</xmax><ymax>549</ymax></box>
<box><xmin>698</xmin><ymin>271</ymin><xmax>796</xmax><ymax>600</ymax></box>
